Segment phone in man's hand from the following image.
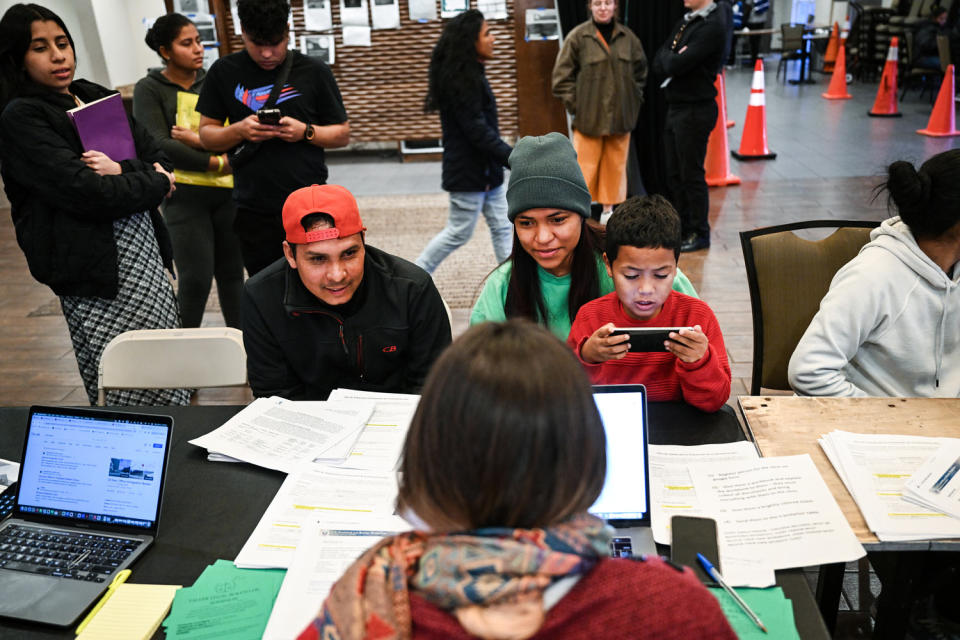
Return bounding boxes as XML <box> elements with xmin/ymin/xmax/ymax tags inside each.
<box><xmin>256</xmin><ymin>108</ymin><xmax>282</xmax><ymax>125</ymax></box>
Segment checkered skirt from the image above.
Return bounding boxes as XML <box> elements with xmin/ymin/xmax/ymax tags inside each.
<box><xmin>60</xmin><ymin>211</ymin><xmax>191</xmax><ymax>406</ymax></box>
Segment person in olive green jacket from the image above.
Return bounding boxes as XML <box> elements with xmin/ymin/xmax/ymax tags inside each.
<box><xmin>552</xmin><ymin>0</ymin><xmax>647</xmax><ymax>223</ymax></box>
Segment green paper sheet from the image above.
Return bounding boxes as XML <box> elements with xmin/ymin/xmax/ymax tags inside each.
<box><xmin>708</xmin><ymin>586</ymin><xmax>801</xmax><ymax>640</ymax></box>
<box><xmin>161</xmin><ymin>560</ymin><xmax>286</xmax><ymax>639</ymax></box>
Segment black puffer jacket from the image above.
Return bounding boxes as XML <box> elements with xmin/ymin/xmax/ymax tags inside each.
<box><xmin>242</xmin><ymin>245</ymin><xmax>453</xmax><ymax>400</ymax></box>
<box><xmin>439</xmin><ymin>67</ymin><xmax>511</xmax><ymax>192</ymax></box>
<box><xmin>0</xmin><ymin>79</ymin><xmax>174</xmax><ymax>298</ymax></box>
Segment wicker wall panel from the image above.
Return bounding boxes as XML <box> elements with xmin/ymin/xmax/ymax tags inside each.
<box><xmin>212</xmin><ymin>0</ymin><xmax>518</xmax><ymax>142</ymax></box>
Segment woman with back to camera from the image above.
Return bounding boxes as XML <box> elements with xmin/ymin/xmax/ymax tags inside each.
<box><xmin>298</xmin><ymin>320</ymin><xmax>736</xmax><ymax>640</ymax></box>
<box><xmin>135</xmin><ymin>13</ymin><xmax>244</xmax><ymax>329</ymax></box>
<box><xmin>470</xmin><ymin>132</ymin><xmax>697</xmax><ymax>342</ymax></box>
<box><xmin>789</xmin><ymin>149</ymin><xmax>960</xmax><ymax>398</ymax></box>
<box><xmin>0</xmin><ymin>3</ymin><xmax>188</xmax><ymax>406</ymax></box>
<box><xmin>552</xmin><ymin>0</ymin><xmax>647</xmax><ymax>224</ymax></box>
<box><xmin>414</xmin><ymin>9</ymin><xmax>514</xmax><ymax>275</ymax></box>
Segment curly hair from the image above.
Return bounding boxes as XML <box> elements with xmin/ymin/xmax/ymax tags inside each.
<box><xmin>424</xmin><ymin>9</ymin><xmax>486</xmax><ymax>112</ymax></box>
<box><xmin>606</xmin><ymin>195</ymin><xmax>682</xmax><ymax>263</ymax></box>
<box><xmin>237</xmin><ymin>0</ymin><xmax>290</xmax><ymax>44</ymax></box>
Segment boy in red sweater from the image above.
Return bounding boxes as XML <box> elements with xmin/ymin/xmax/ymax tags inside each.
<box><xmin>567</xmin><ymin>195</ymin><xmax>731</xmax><ymax>411</ymax></box>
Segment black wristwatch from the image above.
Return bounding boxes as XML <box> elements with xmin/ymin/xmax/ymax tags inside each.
<box><xmin>303</xmin><ymin>123</ymin><xmax>315</xmax><ymax>142</ymax></box>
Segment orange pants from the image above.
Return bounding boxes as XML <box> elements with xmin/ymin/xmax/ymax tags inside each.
<box><xmin>572</xmin><ymin>130</ymin><xmax>630</xmax><ymax>207</ymax></box>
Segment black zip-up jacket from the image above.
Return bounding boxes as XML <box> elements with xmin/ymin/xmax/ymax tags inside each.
<box><xmin>0</xmin><ymin>80</ymin><xmax>174</xmax><ymax>298</ymax></box>
<box><xmin>653</xmin><ymin>7</ymin><xmax>727</xmax><ymax>105</ymax></box>
<box><xmin>439</xmin><ymin>67</ymin><xmax>512</xmax><ymax>193</ymax></box>
<box><xmin>242</xmin><ymin>245</ymin><xmax>453</xmax><ymax>400</ymax></box>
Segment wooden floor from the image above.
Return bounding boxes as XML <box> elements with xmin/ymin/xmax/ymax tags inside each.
<box><xmin>0</xmin><ymin>63</ymin><xmax>950</xmax><ymax>408</ymax></box>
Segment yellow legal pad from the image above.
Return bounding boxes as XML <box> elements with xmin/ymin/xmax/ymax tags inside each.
<box><xmin>76</xmin><ymin>583</ymin><xmax>181</xmax><ymax>640</ymax></box>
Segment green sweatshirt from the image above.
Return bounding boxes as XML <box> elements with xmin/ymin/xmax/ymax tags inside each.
<box><xmin>132</xmin><ymin>68</ymin><xmax>212</xmax><ymax>172</ymax></box>
<box><xmin>470</xmin><ymin>256</ymin><xmax>698</xmax><ymax>341</ymax></box>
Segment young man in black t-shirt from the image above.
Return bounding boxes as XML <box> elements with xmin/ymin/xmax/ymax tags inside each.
<box><xmin>197</xmin><ymin>0</ymin><xmax>349</xmax><ymax>275</ymax></box>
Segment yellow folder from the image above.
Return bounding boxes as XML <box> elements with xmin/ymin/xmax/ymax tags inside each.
<box><xmin>174</xmin><ymin>91</ymin><xmax>233</xmax><ymax>189</ymax></box>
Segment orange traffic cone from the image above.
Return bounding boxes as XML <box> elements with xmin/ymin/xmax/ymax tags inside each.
<box><xmin>720</xmin><ymin>71</ymin><xmax>735</xmax><ymax>128</ymax></box>
<box><xmin>732</xmin><ymin>60</ymin><xmax>777</xmax><ymax>160</ymax></box>
<box><xmin>706</xmin><ymin>74</ymin><xmax>741</xmax><ymax>187</ymax></box>
<box><xmin>869</xmin><ymin>37</ymin><xmax>902</xmax><ymax>117</ymax></box>
<box><xmin>917</xmin><ymin>64</ymin><xmax>960</xmax><ymax>137</ymax></box>
<box><xmin>822</xmin><ymin>39</ymin><xmax>852</xmax><ymax>99</ymax></box>
<box><xmin>823</xmin><ymin>22</ymin><xmax>840</xmax><ymax>73</ymax></box>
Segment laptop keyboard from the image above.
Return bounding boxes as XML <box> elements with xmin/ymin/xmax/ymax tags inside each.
<box><xmin>0</xmin><ymin>524</ymin><xmax>142</xmax><ymax>582</ymax></box>
<box><xmin>0</xmin><ymin>489</ymin><xmax>13</xmax><ymax>521</ymax></box>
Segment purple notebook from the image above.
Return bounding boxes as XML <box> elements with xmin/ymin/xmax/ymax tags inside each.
<box><xmin>67</xmin><ymin>92</ymin><xmax>136</xmax><ymax>162</ymax></box>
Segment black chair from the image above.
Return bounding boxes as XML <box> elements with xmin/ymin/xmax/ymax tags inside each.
<box><xmin>776</xmin><ymin>24</ymin><xmax>808</xmax><ymax>82</ymax></box>
<box><xmin>900</xmin><ymin>30</ymin><xmax>943</xmax><ymax>101</ymax></box>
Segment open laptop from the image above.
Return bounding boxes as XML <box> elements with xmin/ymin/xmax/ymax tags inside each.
<box><xmin>590</xmin><ymin>384</ymin><xmax>657</xmax><ymax>558</ymax></box>
<box><xmin>0</xmin><ymin>405</ymin><xmax>173</xmax><ymax>626</ymax></box>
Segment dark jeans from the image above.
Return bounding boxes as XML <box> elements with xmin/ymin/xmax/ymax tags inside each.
<box><xmin>163</xmin><ymin>184</ymin><xmax>244</xmax><ymax>328</ymax></box>
<box><xmin>234</xmin><ymin>206</ymin><xmax>286</xmax><ymax>277</ymax></box>
<box><xmin>663</xmin><ymin>101</ymin><xmax>717</xmax><ymax>239</ymax></box>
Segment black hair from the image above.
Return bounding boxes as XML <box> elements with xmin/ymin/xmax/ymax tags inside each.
<box><xmin>880</xmin><ymin>150</ymin><xmax>960</xmax><ymax>238</ymax></box>
<box><xmin>301</xmin><ymin>212</ymin><xmax>336</xmax><ymax>231</ymax></box>
<box><xmin>144</xmin><ymin>13</ymin><xmax>195</xmax><ymax>61</ymax></box>
<box><xmin>398</xmin><ymin>320</ymin><xmax>606</xmax><ymax>530</ymax></box>
<box><xmin>424</xmin><ymin>9</ymin><xmax>486</xmax><ymax>112</ymax></box>
<box><xmin>930</xmin><ymin>6</ymin><xmax>947</xmax><ymax>18</ymax></box>
<box><xmin>605</xmin><ymin>195</ymin><xmax>682</xmax><ymax>263</ymax></box>
<box><xmin>504</xmin><ymin>217</ymin><xmax>601</xmax><ymax>326</ymax></box>
<box><xmin>0</xmin><ymin>3</ymin><xmax>76</xmax><ymax>109</ymax></box>
<box><xmin>237</xmin><ymin>0</ymin><xmax>290</xmax><ymax>44</ymax></box>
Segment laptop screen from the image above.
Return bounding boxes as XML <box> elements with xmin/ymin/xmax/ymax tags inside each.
<box><xmin>16</xmin><ymin>408</ymin><xmax>172</xmax><ymax>530</ymax></box>
<box><xmin>589</xmin><ymin>385</ymin><xmax>650</xmax><ymax>523</ymax></box>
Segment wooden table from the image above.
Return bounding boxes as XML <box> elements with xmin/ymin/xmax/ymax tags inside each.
<box><xmin>740</xmin><ymin>395</ymin><xmax>960</xmax><ymax>548</ymax></box>
<box><xmin>739</xmin><ymin>395</ymin><xmax>960</xmax><ymax>637</ymax></box>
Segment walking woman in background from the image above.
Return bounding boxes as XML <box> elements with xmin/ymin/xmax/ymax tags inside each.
<box><xmin>135</xmin><ymin>13</ymin><xmax>243</xmax><ymax>328</ymax></box>
<box><xmin>0</xmin><ymin>3</ymin><xmax>189</xmax><ymax>406</ymax></box>
<box><xmin>415</xmin><ymin>9</ymin><xmax>513</xmax><ymax>275</ymax></box>
<box><xmin>299</xmin><ymin>320</ymin><xmax>735</xmax><ymax>640</ymax></box>
<box><xmin>552</xmin><ymin>0</ymin><xmax>647</xmax><ymax>224</ymax></box>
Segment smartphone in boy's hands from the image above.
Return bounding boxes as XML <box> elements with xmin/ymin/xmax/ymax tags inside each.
<box><xmin>609</xmin><ymin>327</ymin><xmax>693</xmax><ymax>352</ymax></box>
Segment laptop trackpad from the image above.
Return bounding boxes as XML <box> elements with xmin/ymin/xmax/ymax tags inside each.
<box><xmin>0</xmin><ymin>572</ymin><xmax>103</xmax><ymax>626</ymax></box>
<box><xmin>610</xmin><ymin>527</ymin><xmax>657</xmax><ymax>558</ymax></box>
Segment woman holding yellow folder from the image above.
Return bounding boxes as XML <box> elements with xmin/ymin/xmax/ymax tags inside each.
<box><xmin>134</xmin><ymin>13</ymin><xmax>243</xmax><ymax>329</ymax></box>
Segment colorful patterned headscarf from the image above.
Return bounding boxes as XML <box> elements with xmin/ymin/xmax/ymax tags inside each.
<box><xmin>298</xmin><ymin>513</ymin><xmax>612</xmax><ymax>640</ymax></box>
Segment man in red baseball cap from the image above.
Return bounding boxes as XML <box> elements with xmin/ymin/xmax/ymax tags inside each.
<box><xmin>242</xmin><ymin>184</ymin><xmax>452</xmax><ymax>400</ymax></box>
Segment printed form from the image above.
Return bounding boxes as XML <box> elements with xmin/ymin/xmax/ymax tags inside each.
<box><xmin>234</xmin><ymin>467</ymin><xmax>398</xmax><ymax>569</ymax></box>
<box><xmin>262</xmin><ymin>515</ymin><xmax>409</xmax><ymax>640</ymax></box>
<box><xmin>690</xmin><ymin>455</ymin><xmax>866</xmax><ymax>570</ymax></box>
<box><xmin>189</xmin><ymin>397</ymin><xmax>373</xmax><ymax>473</ymax></box>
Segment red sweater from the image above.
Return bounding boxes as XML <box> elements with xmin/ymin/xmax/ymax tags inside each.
<box><xmin>409</xmin><ymin>556</ymin><xmax>737</xmax><ymax>639</ymax></box>
<box><xmin>567</xmin><ymin>292</ymin><xmax>731</xmax><ymax>412</ymax></box>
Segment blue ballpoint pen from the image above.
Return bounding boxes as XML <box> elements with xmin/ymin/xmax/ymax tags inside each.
<box><xmin>697</xmin><ymin>552</ymin><xmax>768</xmax><ymax>634</ymax></box>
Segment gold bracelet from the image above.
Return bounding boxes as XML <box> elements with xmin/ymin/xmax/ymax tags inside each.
<box><xmin>216</xmin><ymin>155</ymin><xmax>224</xmax><ymax>172</ymax></box>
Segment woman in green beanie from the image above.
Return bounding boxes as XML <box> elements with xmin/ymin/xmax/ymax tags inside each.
<box><xmin>470</xmin><ymin>132</ymin><xmax>696</xmax><ymax>341</ymax></box>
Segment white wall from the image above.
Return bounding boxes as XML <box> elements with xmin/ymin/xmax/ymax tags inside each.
<box><xmin>0</xmin><ymin>0</ymin><xmax>166</xmax><ymax>88</ymax></box>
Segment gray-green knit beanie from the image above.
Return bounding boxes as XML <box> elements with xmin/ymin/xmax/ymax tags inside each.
<box><xmin>506</xmin><ymin>132</ymin><xmax>591</xmax><ymax>222</ymax></box>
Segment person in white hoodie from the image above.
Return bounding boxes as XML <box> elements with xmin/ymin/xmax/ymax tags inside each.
<box><xmin>789</xmin><ymin>150</ymin><xmax>960</xmax><ymax>398</ymax></box>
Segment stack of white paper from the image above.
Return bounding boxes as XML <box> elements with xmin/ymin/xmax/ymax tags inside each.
<box><xmin>188</xmin><ymin>396</ymin><xmax>374</xmax><ymax>473</ymax></box>
<box><xmin>262</xmin><ymin>514</ymin><xmax>409</xmax><ymax>640</ymax></box>
<box><xmin>819</xmin><ymin>431</ymin><xmax>960</xmax><ymax>541</ymax></box>
<box><xmin>234</xmin><ymin>466</ymin><xmax>398</xmax><ymax>569</ymax></box>
<box><xmin>903</xmin><ymin>440</ymin><xmax>960</xmax><ymax>521</ymax></box>
<box><xmin>326</xmin><ymin>389</ymin><xmax>419</xmax><ymax>472</ymax></box>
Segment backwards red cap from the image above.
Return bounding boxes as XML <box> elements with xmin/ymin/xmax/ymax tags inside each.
<box><xmin>282</xmin><ymin>184</ymin><xmax>365</xmax><ymax>244</ymax></box>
